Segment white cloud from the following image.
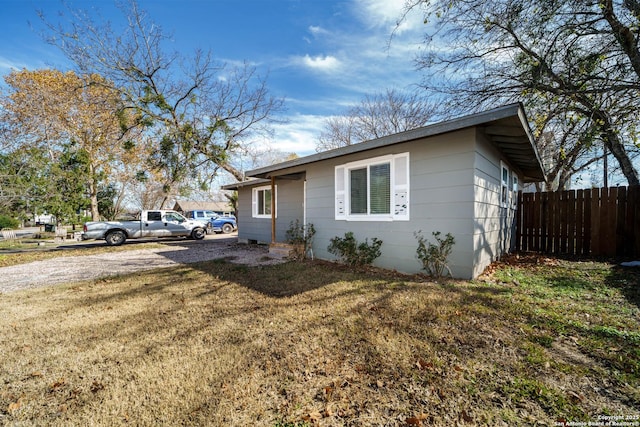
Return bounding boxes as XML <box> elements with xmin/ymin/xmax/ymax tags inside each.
<box><xmin>275</xmin><ymin>0</ymin><xmax>427</xmax><ymax>98</ymax></box>
<box><xmin>354</xmin><ymin>0</ymin><xmax>422</xmax><ymax>33</ymax></box>
<box><xmin>256</xmin><ymin>114</ymin><xmax>329</xmax><ymax>156</ymax></box>
<box><xmin>358</xmin><ymin>0</ymin><xmax>403</xmax><ymax>24</ymax></box>
<box><xmin>273</xmin><ymin>114</ymin><xmax>329</xmax><ymax>155</ymax></box>
<box><xmin>0</xmin><ymin>58</ymin><xmax>21</xmax><ymax>73</ymax></box>
<box><xmin>296</xmin><ymin>54</ymin><xmax>342</xmax><ymax>72</ymax></box>
<box><xmin>308</xmin><ymin>25</ymin><xmax>330</xmax><ymax>37</ymax></box>
<box><xmin>0</xmin><ymin>56</ymin><xmax>39</xmax><ymax>74</ymax></box>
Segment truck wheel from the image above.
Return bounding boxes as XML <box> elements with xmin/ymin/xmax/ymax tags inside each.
<box><xmin>105</xmin><ymin>230</ymin><xmax>126</xmax><ymax>246</ymax></box>
<box><xmin>191</xmin><ymin>227</ymin><xmax>206</xmax><ymax>240</ymax></box>
<box><xmin>221</xmin><ymin>223</ymin><xmax>234</xmax><ymax>234</ymax></box>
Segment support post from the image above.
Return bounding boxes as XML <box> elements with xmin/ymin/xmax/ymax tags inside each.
<box><xmin>271</xmin><ymin>176</ymin><xmax>276</xmax><ymax>243</ymax></box>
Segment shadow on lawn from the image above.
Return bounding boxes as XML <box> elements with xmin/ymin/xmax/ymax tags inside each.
<box><xmin>605</xmin><ymin>265</ymin><xmax>640</xmax><ymax>309</ymax></box>
<box><xmin>190</xmin><ymin>259</ymin><xmax>371</xmax><ymax>298</ymax></box>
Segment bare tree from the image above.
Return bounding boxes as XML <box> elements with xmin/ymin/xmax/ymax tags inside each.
<box><xmin>402</xmin><ymin>0</ymin><xmax>640</xmax><ymax>187</ymax></box>
<box><xmin>316</xmin><ymin>89</ymin><xmax>438</xmax><ymax>151</ymax></box>
<box><xmin>40</xmin><ymin>0</ymin><xmax>285</xmax><ymax>205</ymax></box>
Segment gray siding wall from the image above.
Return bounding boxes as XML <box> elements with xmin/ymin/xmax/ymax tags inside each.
<box><xmin>472</xmin><ymin>131</ymin><xmax>519</xmax><ymax>277</ymax></box>
<box><xmin>236</xmin><ymin>184</ymin><xmax>270</xmax><ymax>243</ymax></box>
<box><xmin>275</xmin><ymin>178</ymin><xmax>306</xmax><ymax>240</ymax></box>
<box><xmin>304</xmin><ymin>129</ymin><xmax>477</xmax><ymax>278</ymax></box>
<box><xmin>236</xmin><ymin>178</ymin><xmax>305</xmax><ymax>243</ymax></box>
<box><xmin>236</xmin><ymin>127</ymin><xmax>519</xmax><ymax>279</ymax></box>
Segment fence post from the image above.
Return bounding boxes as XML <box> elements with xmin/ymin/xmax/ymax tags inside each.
<box><xmin>631</xmin><ymin>186</ymin><xmax>640</xmax><ymax>257</ymax></box>
<box><xmin>616</xmin><ymin>186</ymin><xmax>627</xmax><ymax>256</ymax></box>
<box><xmin>604</xmin><ymin>187</ymin><xmax>617</xmax><ymax>256</ymax></box>
<box><xmin>591</xmin><ymin>188</ymin><xmax>601</xmax><ymax>256</ymax></box>
<box><xmin>576</xmin><ymin>189</ymin><xmax>584</xmax><ymax>256</ymax></box>
<box><xmin>567</xmin><ymin>190</ymin><xmax>576</xmax><ymax>255</ymax></box>
<box><xmin>541</xmin><ymin>191</ymin><xmax>549</xmax><ymax>252</ymax></box>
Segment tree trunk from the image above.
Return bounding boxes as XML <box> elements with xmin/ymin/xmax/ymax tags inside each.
<box><xmin>221</xmin><ymin>161</ymin><xmax>245</xmax><ymax>182</ymax></box>
<box><xmin>558</xmin><ymin>169</ymin><xmax>573</xmax><ymax>191</ymax></box>
<box><xmin>592</xmin><ymin>109</ymin><xmax>640</xmax><ymax>185</ymax></box>
<box><xmin>112</xmin><ymin>184</ymin><xmax>128</xmax><ymax>220</ymax></box>
<box><xmin>599</xmin><ymin>0</ymin><xmax>640</xmax><ymax>79</ymax></box>
<box><xmin>89</xmin><ymin>166</ymin><xmax>100</xmax><ymax>220</ymax></box>
<box><xmin>160</xmin><ymin>195</ymin><xmax>169</xmax><ymax>210</ymax></box>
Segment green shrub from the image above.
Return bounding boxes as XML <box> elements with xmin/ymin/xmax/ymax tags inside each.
<box><xmin>414</xmin><ymin>230</ymin><xmax>455</xmax><ymax>278</ymax></box>
<box><xmin>328</xmin><ymin>231</ymin><xmax>382</xmax><ymax>266</ymax></box>
<box><xmin>285</xmin><ymin>220</ymin><xmax>316</xmax><ymax>260</ymax></box>
<box><xmin>0</xmin><ymin>214</ymin><xmax>19</xmax><ymax>229</ymax></box>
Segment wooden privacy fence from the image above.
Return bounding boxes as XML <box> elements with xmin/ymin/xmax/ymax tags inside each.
<box><xmin>515</xmin><ymin>185</ymin><xmax>640</xmax><ymax>257</ymax></box>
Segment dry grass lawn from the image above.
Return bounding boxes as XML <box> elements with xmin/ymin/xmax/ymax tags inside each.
<box><xmin>0</xmin><ymin>255</ymin><xmax>639</xmax><ymax>426</ymax></box>
<box><xmin>0</xmin><ymin>241</ymin><xmax>166</xmax><ymax>268</ymax></box>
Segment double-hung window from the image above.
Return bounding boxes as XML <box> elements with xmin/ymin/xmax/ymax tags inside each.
<box><xmin>500</xmin><ymin>161</ymin><xmax>510</xmax><ymax>208</ymax></box>
<box><xmin>511</xmin><ymin>174</ymin><xmax>519</xmax><ymax>208</ymax></box>
<box><xmin>335</xmin><ymin>153</ymin><xmax>409</xmax><ymax>221</ymax></box>
<box><xmin>252</xmin><ymin>185</ymin><xmax>276</xmax><ymax>218</ymax></box>
<box><xmin>500</xmin><ymin>161</ymin><xmax>519</xmax><ymax>209</ymax></box>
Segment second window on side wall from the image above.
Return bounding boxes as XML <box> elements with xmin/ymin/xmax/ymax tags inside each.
<box><xmin>500</xmin><ymin>161</ymin><xmax>519</xmax><ymax>209</ymax></box>
<box><xmin>501</xmin><ymin>162</ymin><xmax>510</xmax><ymax>207</ymax></box>
<box><xmin>252</xmin><ymin>185</ymin><xmax>276</xmax><ymax>218</ymax></box>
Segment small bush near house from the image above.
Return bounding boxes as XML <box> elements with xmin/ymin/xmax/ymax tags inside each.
<box><xmin>328</xmin><ymin>231</ymin><xmax>382</xmax><ymax>266</ymax></box>
<box><xmin>0</xmin><ymin>214</ymin><xmax>20</xmax><ymax>229</ymax></box>
<box><xmin>414</xmin><ymin>230</ymin><xmax>455</xmax><ymax>278</ymax></box>
<box><xmin>285</xmin><ymin>220</ymin><xmax>316</xmax><ymax>260</ymax></box>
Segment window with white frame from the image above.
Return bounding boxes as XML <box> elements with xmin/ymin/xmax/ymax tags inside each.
<box><xmin>252</xmin><ymin>185</ymin><xmax>277</xmax><ymax>218</ymax></box>
<box><xmin>335</xmin><ymin>153</ymin><xmax>409</xmax><ymax>221</ymax></box>
<box><xmin>512</xmin><ymin>174</ymin><xmax>519</xmax><ymax>208</ymax></box>
<box><xmin>501</xmin><ymin>162</ymin><xmax>510</xmax><ymax>208</ymax></box>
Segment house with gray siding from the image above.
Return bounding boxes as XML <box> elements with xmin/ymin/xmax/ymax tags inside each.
<box><xmin>223</xmin><ymin>103</ymin><xmax>545</xmax><ymax>279</ymax></box>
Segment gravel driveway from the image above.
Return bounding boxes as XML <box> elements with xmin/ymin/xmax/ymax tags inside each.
<box><xmin>0</xmin><ymin>236</ymin><xmax>285</xmax><ymax>293</ymax></box>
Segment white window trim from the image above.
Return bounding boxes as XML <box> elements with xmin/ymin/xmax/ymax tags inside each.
<box><xmin>335</xmin><ymin>152</ymin><xmax>410</xmax><ymax>221</ymax></box>
<box><xmin>512</xmin><ymin>173</ymin><xmax>519</xmax><ymax>208</ymax></box>
<box><xmin>252</xmin><ymin>185</ymin><xmax>277</xmax><ymax>219</ymax></box>
<box><xmin>500</xmin><ymin>161</ymin><xmax>510</xmax><ymax>208</ymax></box>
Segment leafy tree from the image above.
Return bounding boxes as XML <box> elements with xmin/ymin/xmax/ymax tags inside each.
<box><xmin>97</xmin><ymin>184</ymin><xmax>118</xmax><ymax>221</ymax></box>
<box><xmin>316</xmin><ymin>89</ymin><xmax>438</xmax><ymax>151</ymax></box>
<box><xmin>0</xmin><ymin>147</ymin><xmax>51</xmax><ymax>219</ymax></box>
<box><xmin>43</xmin><ymin>143</ymin><xmax>91</xmax><ymax>224</ymax></box>
<box><xmin>0</xmin><ymin>214</ymin><xmax>20</xmax><ymax>229</ymax></box>
<box><xmin>41</xmin><ymin>0</ymin><xmax>285</xmax><ymax>204</ymax></box>
<box><xmin>224</xmin><ymin>191</ymin><xmax>239</xmax><ymax>218</ymax></box>
<box><xmin>402</xmin><ymin>0</ymin><xmax>640</xmax><ymax>187</ymax></box>
<box><xmin>1</xmin><ymin>69</ymin><xmax>141</xmax><ymax>219</ymax></box>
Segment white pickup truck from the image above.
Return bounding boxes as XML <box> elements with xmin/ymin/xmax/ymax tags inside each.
<box><xmin>82</xmin><ymin>210</ymin><xmax>207</xmax><ymax>246</ymax></box>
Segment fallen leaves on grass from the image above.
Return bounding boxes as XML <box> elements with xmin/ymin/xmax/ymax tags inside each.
<box><xmin>416</xmin><ymin>359</ymin><xmax>434</xmax><ymax>371</ymax></box>
<box><xmin>0</xmin><ymin>258</ymin><xmax>637</xmax><ymax>425</ymax></box>
<box><xmin>405</xmin><ymin>413</ymin><xmax>429</xmax><ymax>425</ymax></box>
<box><xmin>7</xmin><ymin>400</ymin><xmax>22</xmax><ymax>412</ymax></box>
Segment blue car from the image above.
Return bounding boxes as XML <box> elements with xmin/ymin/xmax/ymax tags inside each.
<box><xmin>207</xmin><ymin>215</ymin><xmax>237</xmax><ymax>234</ymax></box>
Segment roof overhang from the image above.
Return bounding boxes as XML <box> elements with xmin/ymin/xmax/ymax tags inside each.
<box><xmin>243</xmin><ymin>103</ymin><xmax>546</xmax><ymax>183</ymax></box>
<box><xmin>221</xmin><ymin>178</ymin><xmax>270</xmax><ymax>191</ymax></box>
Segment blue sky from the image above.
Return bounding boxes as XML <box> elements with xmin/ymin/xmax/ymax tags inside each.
<box><xmin>0</xmin><ymin>0</ymin><xmax>427</xmax><ymax>156</ymax></box>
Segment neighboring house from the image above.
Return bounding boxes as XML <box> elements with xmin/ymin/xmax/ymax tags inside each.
<box><xmin>222</xmin><ymin>103</ymin><xmax>545</xmax><ymax>279</ymax></box>
<box><xmin>172</xmin><ymin>201</ymin><xmax>234</xmax><ymax>217</ymax></box>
